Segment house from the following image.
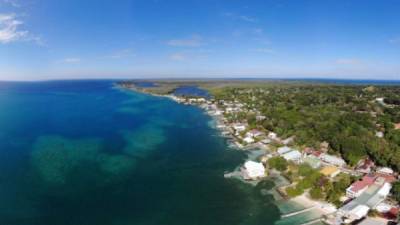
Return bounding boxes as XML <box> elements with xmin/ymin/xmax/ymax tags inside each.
<box><xmin>282</xmin><ymin>150</ymin><xmax>302</xmax><ymax>163</ymax></box>
<box><xmin>243</xmin><ymin>136</ymin><xmax>255</xmax><ymax>144</ymax></box>
<box><xmin>346</xmin><ymin>174</ymin><xmax>376</xmax><ymax>198</ymax></box>
<box><xmin>356</xmin><ymin>159</ymin><xmax>375</xmax><ymax>174</ymax></box>
<box><xmin>213</xmin><ymin>110</ymin><xmax>223</xmax><ymax>116</ymax></box>
<box><xmin>320</xmin><ymin>141</ymin><xmax>330</xmax><ymax>152</ymax></box>
<box><xmin>242</xmin><ymin>161</ymin><xmax>265</xmax><ymax>180</ymax></box>
<box><xmin>282</xmin><ymin>137</ymin><xmax>294</xmax><ymax>145</ymax></box>
<box><xmin>277</xmin><ymin>146</ymin><xmax>293</xmax><ymax>155</ymax></box>
<box><xmin>260</xmin><ymin>138</ymin><xmax>271</xmax><ymax>144</ymax></box>
<box><xmin>256</xmin><ymin>115</ymin><xmax>266</xmax><ymax>121</ymax></box>
<box><xmin>377</xmin><ymin>167</ymin><xmax>393</xmax><ymax>175</ymax></box>
<box><xmin>395</xmin><ymin>123</ymin><xmax>400</xmax><ymax>130</ymax></box>
<box><xmin>268</xmin><ymin>132</ymin><xmax>278</xmax><ymax>139</ymax></box>
<box><xmin>376</xmin><ymin>97</ymin><xmax>385</xmax><ymax>105</ymax></box>
<box><xmin>320</xmin><ymin>166</ymin><xmax>340</xmax><ymax>178</ymax></box>
<box><xmin>304</xmin><ymin>155</ymin><xmax>322</xmax><ymax>169</ymax></box>
<box><xmin>233</xmin><ymin>123</ymin><xmax>246</xmax><ymax>132</ymax></box>
<box><xmin>375</xmin><ymin>131</ymin><xmax>384</xmax><ymax>138</ymax></box>
<box><xmin>319</xmin><ymin>153</ymin><xmax>346</xmax><ymax>167</ymax></box>
<box><xmin>246</xmin><ymin>129</ymin><xmax>263</xmax><ymax>138</ymax></box>
<box><xmin>340</xmin><ymin>178</ymin><xmax>393</xmax><ymax>224</ymax></box>
<box><xmin>346</xmin><ymin>205</ymin><xmax>370</xmax><ymax>223</ymax></box>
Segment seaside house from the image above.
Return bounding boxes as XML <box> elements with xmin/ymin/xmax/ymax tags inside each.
<box><xmin>260</xmin><ymin>138</ymin><xmax>271</xmax><ymax>145</ymax></box>
<box><xmin>340</xmin><ymin>179</ymin><xmax>392</xmax><ymax>224</ymax></box>
<box><xmin>319</xmin><ymin>153</ymin><xmax>346</xmax><ymax>167</ymax></box>
<box><xmin>346</xmin><ymin>174</ymin><xmax>376</xmax><ymax>198</ymax></box>
<box><xmin>246</xmin><ymin>129</ymin><xmax>263</xmax><ymax>138</ymax></box>
<box><xmin>233</xmin><ymin>123</ymin><xmax>247</xmax><ymax>132</ymax></box>
<box><xmin>213</xmin><ymin>110</ymin><xmax>223</xmax><ymax>116</ymax></box>
<box><xmin>277</xmin><ymin>146</ymin><xmax>293</xmax><ymax>155</ymax></box>
<box><xmin>242</xmin><ymin>161</ymin><xmax>266</xmax><ymax>180</ymax></box>
<box><xmin>282</xmin><ymin>150</ymin><xmax>302</xmax><ymax>164</ymax></box>
<box><xmin>304</xmin><ymin>155</ymin><xmax>322</xmax><ymax>169</ymax></box>
<box><xmin>320</xmin><ymin>166</ymin><xmax>341</xmax><ymax>178</ymax></box>
<box><xmin>376</xmin><ymin>167</ymin><xmax>394</xmax><ymax>175</ymax></box>
<box><xmin>243</xmin><ymin>136</ymin><xmax>255</xmax><ymax>144</ymax></box>
<box><xmin>346</xmin><ymin>173</ymin><xmax>396</xmax><ymax>199</ymax></box>
<box><xmin>268</xmin><ymin>132</ymin><xmax>278</xmax><ymax>140</ymax></box>
<box><xmin>343</xmin><ymin>204</ymin><xmax>370</xmax><ymax>223</ymax></box>
<box><xmin>282</xmin><ymin>137</ymin><xmax>294</xmax><ymax>145</ymax></box>
<box><xmin>356</xmin><ymin>159</ymin><xmax>375</xmax><ymax>174</ymax></box>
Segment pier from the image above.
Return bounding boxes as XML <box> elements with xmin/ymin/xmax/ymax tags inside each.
<box><xmin>280</xmin><ymin>205</ymin><xmax>317</xmax><ymax>218</ymax></box>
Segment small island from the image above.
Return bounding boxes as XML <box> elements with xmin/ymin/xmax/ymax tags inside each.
<box><xmin>118</xmin><ymin>79</ymin><xmax>400</xmax><ymax>225</ymax></box>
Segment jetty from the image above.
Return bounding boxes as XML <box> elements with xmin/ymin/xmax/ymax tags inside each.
<box><xmin>280</xmin><ymin>205</ymin><xmax>317</xmax><ymax>218</ymax></box>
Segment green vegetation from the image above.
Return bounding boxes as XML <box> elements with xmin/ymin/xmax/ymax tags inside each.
<box><xmin>391</xmin><ymin>181</ymin><xmax>400</xmax><ymax>202</ymax></box>
<box><xmin>281</xmin><ymin>161</ymin><xmax>353</xmax><ymax>205</ymax></box>
<box><xmin>267</xmin><ymin>156</ymin><xmax>288</xmax><ymax>171</ymax></box>
<box><xmin>213</xmin><ymin>84</ymin><xmax>400</xmax><ymax>169</ymax></box>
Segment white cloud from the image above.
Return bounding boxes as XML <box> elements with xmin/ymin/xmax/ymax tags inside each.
<box><xmin>169</xmin><ymin>53</ymin><xmax>186</xmax><ymax>61</ymax></box>
<box><xmin>107</xmin><ymin>49</ymin><xmax>135</xmax><ymax>59</ymax></box>
<box><xmin>251</xmin><ymin>48</ymin><xmax>275</xmax><ymax>54</ymax></box>
<box><xmin>0</xmin><ymin>13</ymin><xmax>27</xmax><ymax>44</ymax></box>
<box><xmin>252</xmin><ymin>28</ymin><xmax>263</xmax><ymax>35</ymax></box>
<box><xmin>1</xmin><ymin>0</ymin><xmax>20</xmax><ymax>7</ymax></box>
<box><xmin>222</xmin><ymin>12</ymin><xmax>257</xmax><ymax>23</ymax></box>
<box><xmin>336</xmin><ymin>58</ymin><xmax>361</xmax><ymax>65</ymax></box>
<box><xmin>239</xmin><ymin>15</ymin><xmax>257</xmax><ymax>23</ymax></box>
<box><xmin>61</xmin><ymin>58</ymin><xmax>81</xmax><ymax>63</ymax></box>
<box><xmin>167</xmin><ymin>35</ymin><xmax>203</xmax><ymax>47</ymax></box>
<box><xmin>389</xmin><ymin>38</ymin><xmax>400</xmax><ymax>44</ymax></box>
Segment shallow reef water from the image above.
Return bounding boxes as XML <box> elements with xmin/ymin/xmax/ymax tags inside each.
<box><xmin>0</xmin><ymin>80</ymin><xmax>283</xmax><ymax>225</ymax></box>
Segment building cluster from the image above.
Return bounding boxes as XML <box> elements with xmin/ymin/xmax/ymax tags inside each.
<box><xmin>329</xmin><ymin>170</ymin><xmax>398</xmax><ymax>224</ymax></box>
<box><xmin>169</xmin><ymin>93</ymin><xmax>400</xmax><ymax>225</ymax></box>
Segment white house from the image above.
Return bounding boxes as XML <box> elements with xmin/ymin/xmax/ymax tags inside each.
<box><xmin>242</xmin><ymin>161</ymin><xmax>265</xmax><ymax>180</ymax></box>
<box><xmin>346</xmin><ymin>205</ymin><xmax>370</xmax><ymax>223</ymax></box>
<box><xmin>346</xmin><ymin>174</ymin><xmax>376</xmax><ymax>198</ymax></box>
<box><xmin>375</xmin><ymin>131</ymin><xmax>384</xmax><ymax>138</ymax></box>
<box><xmin>233</xmin><ymin>123</ymin><xmax>247</xmax><ymax>132</ymax></box>
<box><xmin>256</xmin><ymin>115</ymin><xmax>266</xmax><ymax>121</ymax></box>
<box><xmin>282</xmin><ymin>150</ymin><xmax>302</xmax><ymax>163</ymax></box>
<box><xmin>376</xmin><ymin>182</ymin><xmax>391</xmax><ymax>200</ymax></box>
<box><xmin>377</xmin><ymin>167</ymin><xmax>394</xmax><ymax>175</ymax></box>
<box><xmin>213</xmin><ymin>110</ymin><xmax>223</xmax><ymax>116</ymax></box>
<box><xmin>277</xmin><ymin>146</ymin><xmax>293</xmax><ymax>155</ymax></box>
<box><xmin>268</xmin><ymin>132</ymin><xmax>277</xmax><ymax>139</ymax></box>
<box><xmin>246</xmin><ymin>129</ymin><xmax>263</xmax><ymax>138</ymax></box>
<box><xmin>243</xmin><ymin>136</ymin><xmax>255</xmax><ymax>144</ymax></box>
<box><xmin>319</xmin><ymin>153</ymin><xmax>346</xmax><ymax>167</ymax></box>
<box><xmin>261</xmin><ymin>138</ymin><xmax>271</xmax><ymax>144</ymax></box>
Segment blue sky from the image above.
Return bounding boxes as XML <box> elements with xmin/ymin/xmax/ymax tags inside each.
<box><xmin>0</xmin><ymin>0</ymin><xmax>399</xmax><ymax>80</ymax></box>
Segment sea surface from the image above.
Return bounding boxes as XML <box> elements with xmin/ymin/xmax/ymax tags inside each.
<box><xmin>0</xmin><ymin>80</ymin><xmax>286</xmax><ymax>225</ymax></box>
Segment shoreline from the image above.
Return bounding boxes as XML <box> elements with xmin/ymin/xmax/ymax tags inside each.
<box><xmin>116</xmin><ymin>83</ymin><xmax>335</xmax><ymax>222</ymax></box>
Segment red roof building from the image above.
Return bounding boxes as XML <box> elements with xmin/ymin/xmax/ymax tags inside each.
<box><xmin>346</xmin><ymin>174</ymin><xmax>376</xmax><ymax>198</ymax></box>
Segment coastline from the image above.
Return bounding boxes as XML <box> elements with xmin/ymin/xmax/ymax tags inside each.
<box><xmin>116</xmin><ymin>83</ymin><xmax>328</xmax><ymax>223</ymax></box>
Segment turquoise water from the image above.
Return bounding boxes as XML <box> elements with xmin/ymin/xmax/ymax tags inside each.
<box><xmin>0</xmin><ymin>80</ymin><xmax>281</xmax><ymax>225</ymax></box>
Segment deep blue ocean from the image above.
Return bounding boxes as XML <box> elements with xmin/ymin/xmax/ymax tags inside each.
<box><xmin>0</xmin><ymin>80</ymin><xmax>281</xmax><ymax>225</ymax></box>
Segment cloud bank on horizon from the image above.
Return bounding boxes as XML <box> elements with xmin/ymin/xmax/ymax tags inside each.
<box><xmin>0</xmin><ymin>0</ymin><xmax>399</xmax><ymax>80</ymax></box>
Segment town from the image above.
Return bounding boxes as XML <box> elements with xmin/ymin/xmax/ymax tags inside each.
<box><xmin>119</xmin><ymin>81</ymin><xmax>400</xmax><ymax>225</ymax></box>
